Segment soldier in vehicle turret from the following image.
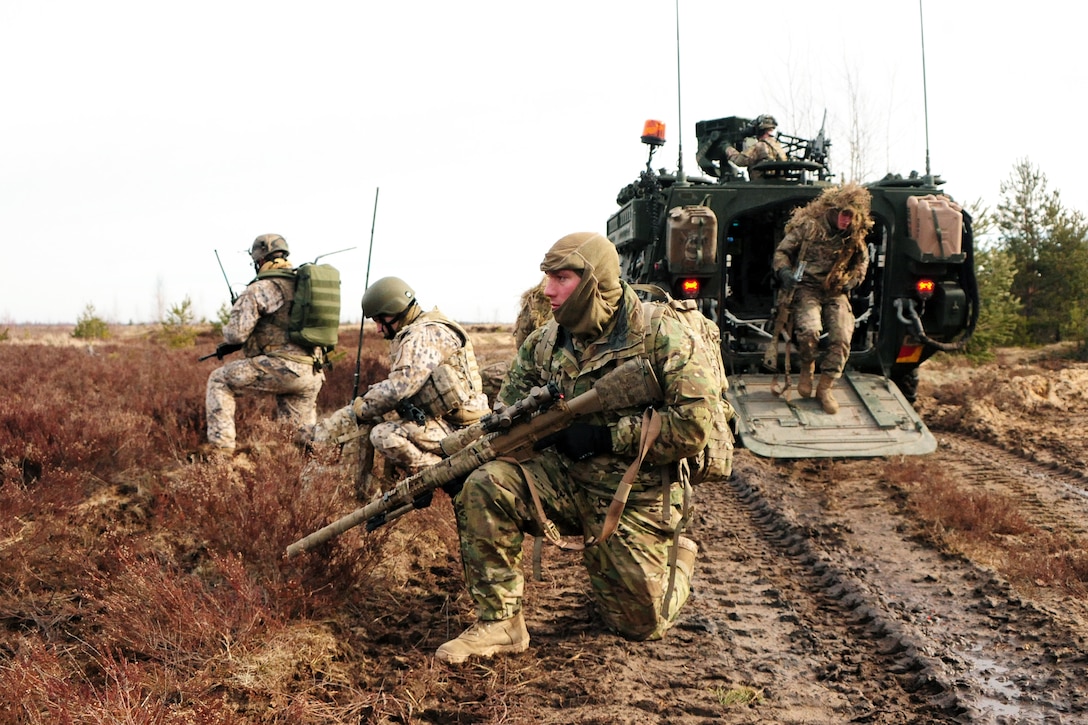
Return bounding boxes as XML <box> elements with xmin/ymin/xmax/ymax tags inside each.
<box><xmin>203</xmin><ymin>234</ymin><xmax>326</xmax><ymax>460</ymax></box>
<box><xmin>725</xmin><ymin>114</ymin><xmax>787</xmax><ymax>179</ymax></box>
<box><xmin>772</xmin><ymin>183</ymin><xmax>873</xmax><ymax>414</ymax></box>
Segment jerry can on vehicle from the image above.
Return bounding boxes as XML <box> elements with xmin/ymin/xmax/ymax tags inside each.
<box><xmin>907</xmin><ymin>194</ymin><xmax>964</xmax><ymax>260</ymax></box>
<box><xmin>666</xmin><ymin>204</ymin><xmax>718</xmax><ymax>273</ymax></box>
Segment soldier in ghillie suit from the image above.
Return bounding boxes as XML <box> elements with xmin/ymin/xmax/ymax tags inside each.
<box><xmin>725</xmin><ymin>114</ymin><xmax>787</xmax><ymax>179</ymax></box>
<box><xmin>772</xmin><ymin>182</ymin><xmax>873</xmax><ymax>413</ymax></box>
<box><xmin>348</xmin><ymin>277</ymin><xmax>489</xmax><ymax>496</ymax></box>
<box><xmin>435</xmin><ymin>232</ymin><xmax>717</xmax><ymax>664</ymax></box>
<box><xmin>204</xmin><ymin>234</ymin><xmax>325</xmax><ymax>457</ymax></box>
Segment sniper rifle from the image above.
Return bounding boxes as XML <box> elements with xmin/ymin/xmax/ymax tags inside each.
<box><xmin>285</xmin><ymin>357</ymin><xmax>663</xmax><ymax>557</ymax></box>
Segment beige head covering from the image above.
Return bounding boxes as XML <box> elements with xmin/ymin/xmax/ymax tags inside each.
<box><xmin>540</xmin><ymin>232</ymin><xmax>622</xmax><ymax>339</ymax></box>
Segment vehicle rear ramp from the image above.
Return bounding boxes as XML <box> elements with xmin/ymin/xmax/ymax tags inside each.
<box><xmin>726</xmin><ymin>371</ymin><xmax>936</xmax><ymax>458</ymax></box>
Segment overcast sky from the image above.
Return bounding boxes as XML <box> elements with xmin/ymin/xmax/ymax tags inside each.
<box><xmin>2</xmin><ymin>1</ymin><xmax>1083</xmax><ymax>325</ymax></box>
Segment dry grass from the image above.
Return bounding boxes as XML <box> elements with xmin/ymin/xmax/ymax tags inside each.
<box><xmin>883</xmin><ymin>458</ymin><xmax>1088</xmax><ymax>595</ymax></box>
<box><xmin>0</xmin><ymin>325</ymin><xmax>517</xmax><ymax>723</ymax></box>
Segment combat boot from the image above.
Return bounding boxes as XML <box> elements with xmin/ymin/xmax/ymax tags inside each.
<box><xmin>435</xmin><ymin>612</ymin><xmax>530</xmax><ymax>664</ymax></box>
<box><xmin>797</xmin><ymin>361</ymin><xmax>815</xmax><ymax>398</ymax></box>
<box><xmin>816</xmin><ymin>374</ymin><xmax>839</xmax><ymax>414</ymax></box>
<box><xmin>191</xmin><ymin>443</ymin><xmax>234</xmax><ymax>464</ymax></box>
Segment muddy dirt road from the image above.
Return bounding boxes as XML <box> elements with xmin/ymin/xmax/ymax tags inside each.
<box><xmin>394</xmin><ymin>350</ymin><xmax>1088</xmax><ymax>724</ymax></box>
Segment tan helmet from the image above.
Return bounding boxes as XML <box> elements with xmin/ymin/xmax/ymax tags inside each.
<box><xmin>361</xmin><ymin>276</ymin><xmax>416</xmax><ymax>318</ymax></box>
<box><xmin>756</xmin><ymin>114</ymin><xmax>778</xmax><ymax>131</ymax></box>
<box><xmin>250</xmin><ymin>234</ymin><xmax>289</xmax><ymax>263</ymax></box>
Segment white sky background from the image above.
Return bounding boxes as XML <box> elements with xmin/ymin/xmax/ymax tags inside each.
<box><xmin>2</xmin><ymin>1</ymin><xmax>1083</xmax><ymax>325</ymax></box>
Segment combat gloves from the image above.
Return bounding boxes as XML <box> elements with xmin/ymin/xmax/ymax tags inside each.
<box><xmin>215</xmin><ymin>342</ymin><xmax>243</xmax><ymax>360</ymax></box>
<box><xmin>534</xmin><ymin>422</ymin><xmax>612</xmax><ymax>461</ymax></box>
<box><xmin>776</xmin><ymin>267</ymin><xmax>797</xmax><ymax>291</ymax></box>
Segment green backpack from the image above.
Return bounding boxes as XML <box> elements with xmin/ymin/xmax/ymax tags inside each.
<box><xmin>288</xmin><ymin>263</ymin><xmax>342</xmax><ymax>350</ymax></box>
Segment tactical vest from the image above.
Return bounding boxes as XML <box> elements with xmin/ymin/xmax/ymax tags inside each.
<box><xmin>532</xmin><ymin>289</ymin><xmax>734</xmax><ymax>485</ymax></box>
<box><xmin>243</xmin><ymin>275</ymin><xmax>298</xmax><ymax>358</ymax></box>
<box><xmin>399</xmin><ymin>310</ymin><xmax>485</xmax><ymax>425</ymax></box>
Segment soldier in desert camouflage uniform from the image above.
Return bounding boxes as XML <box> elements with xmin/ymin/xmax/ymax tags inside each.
<box><xmin>725</xmin><ymin>113</ymin><xmax>787</xmax><ymax>179</ymax></box>
<box><xmin>350</xmin><ymin>277</ymin><xmax>488</xmax><ymax>493</ymax></box>
<box><xmin>435</xmin><ymin>232</ymin><xmax>717</xmax><ymax>665</ymax></box>
<box><xmin>204</xmin><ymin>234</ymin><xmax>325</xmax><ymax>456</ymax></box>
<box><xmin>772</xmin><ymin>182</ymin><xmax>873</xmax><ymax>414</ymax></box>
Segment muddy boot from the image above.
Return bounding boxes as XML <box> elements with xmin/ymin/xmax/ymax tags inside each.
<box><xmin>435</xmin><ymin>612</ymin><xmax>530</xmax><ymax>664</ymax></box>
<box><xmin>816</xmin><ymin>374</ymin><xmax>839</xmax><ymax>414</ymax></box>
<box><xmin>797</xmin><ymin>361</ymin><xmax>815</xmax><ymax>398</ymax></box>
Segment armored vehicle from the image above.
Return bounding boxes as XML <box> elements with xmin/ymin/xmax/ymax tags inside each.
<box><xmin>607</xmin><ymin>116</ymin><xmax>978</xmax><ymax>458</ymax></box>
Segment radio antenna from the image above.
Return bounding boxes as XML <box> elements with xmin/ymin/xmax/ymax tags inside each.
<box><xmin>918</xmin><ymin>0</ymin><xmax>932</xmax><ymax>182</ymax></box>
<box><xmin>351</xmin><ymin>186</ymin><xmax>380</xmax><ymax>401</ymax></box>
<box><xmin>674</xmin><ymin>0</ymin><xmax>685</xmax><ymax>182</ymax></box>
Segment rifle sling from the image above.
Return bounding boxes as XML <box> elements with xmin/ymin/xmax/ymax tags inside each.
<box><xmin>588</xmin><ymin>407</ymin><xmax>661</xmax><ymax>548</ymax></box>
<box><xmin>504</xmin><ymin>406</ymin><xmax>664</xmax><ymax>579</ymax></box>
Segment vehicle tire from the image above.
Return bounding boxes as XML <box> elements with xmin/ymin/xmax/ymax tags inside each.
<box><xmin>894</xmin><ymin>368</ymin><xmax>920</xmax><ymax>404</ymax></box>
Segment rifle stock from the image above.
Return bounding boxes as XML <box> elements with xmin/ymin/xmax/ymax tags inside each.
<box><xmin>285</xmin><ymin>357</ymin><xmax>662</xmax><ymax>557</ymax></box>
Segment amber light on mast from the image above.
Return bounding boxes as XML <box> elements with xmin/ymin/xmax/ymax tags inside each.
<box><xmin>641</xmin><ymin>120</ymin><xmax>666</xmax><ymax>146</ymax></box>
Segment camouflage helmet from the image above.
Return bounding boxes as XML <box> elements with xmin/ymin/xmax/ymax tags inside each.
<box><xmin>361</xmin><ymin>276</ymin><xmax>416</xmax><ymax>318</ymax></box>
<box><xmin>250</xmin><ymin>234</ymin><xmax>289</xmax><ymax>263</ymax></box>
<box><xmin>756</xmin><ymin>114</ymin><xmax>778</xmax><ymax>131</ymax></box>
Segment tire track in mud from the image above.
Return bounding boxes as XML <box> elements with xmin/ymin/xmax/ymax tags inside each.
<box><xmin>680</xmin><ymin>458</ymin><xmax>963</xmax><ymax>724</ymax></box>
<box><xmin>518</xmin><ymin>458</ymin><xmax>948</xmax><ymax>724</ymax></box>
<box><xmin>517</xmin><ymin>442</ymin><xmax>1088</xmax><ymax>724</ymax></box>
<box><xmin>935</xmin><ymin>431</ymin><xmax>1088</xmax><ymax>540</ymax></box>
<box><xmin>766</xmin><ymin>446</ymin><xmax>1088</xmax><ymax>724</ymax></box>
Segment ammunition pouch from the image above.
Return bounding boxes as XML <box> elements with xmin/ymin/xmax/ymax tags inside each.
<box><xmin>687</xmin><ymin>405</ymin><xmax>735</xmax><ymax>485</ymax></box>
<box><xmin>408</xmin><ymin>362</ymin><xmax>482</xmax><ymax>425</ymax></box>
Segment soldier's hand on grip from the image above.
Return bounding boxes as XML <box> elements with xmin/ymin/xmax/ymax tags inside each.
<box><xmin>534</xmin><ymin>422</ymin><xmax>612</xmax><ymax>461</ymax></box>
<box><xmin>777</xmin><ymin>267</ymin><xmax>797</xmax><ymax>290</ymax></box>
<box><xmin>215</xmin><ymin>342</ymin><xmax>243</xmax><ymax>360</ymax></box>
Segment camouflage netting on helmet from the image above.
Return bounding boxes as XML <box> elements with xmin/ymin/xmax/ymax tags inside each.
<box><xmin>251</xmin><ymin>233</ymin><xmax>289</xmax><ymax>263</ymax></box>
<box><xmin>794</xmin><ymin>182</ymin><xmax>875</xmax><ymax>237</ymax></box>
<box><xmin>756</xmin><ymin>114</ymin><xmax>778</xmax><ymax>130</ymax></box>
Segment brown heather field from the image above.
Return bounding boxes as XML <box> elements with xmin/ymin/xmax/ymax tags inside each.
<box><xmin>4</xmin><ymin>324</ymin><xmax>1088</xmax><ymax>723</ymax></box>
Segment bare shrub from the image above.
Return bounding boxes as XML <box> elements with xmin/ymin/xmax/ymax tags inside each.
<box><xmin>316</xmin><ymin>326</ymin><xmax>389</xmax><ymax>410</ymax></box>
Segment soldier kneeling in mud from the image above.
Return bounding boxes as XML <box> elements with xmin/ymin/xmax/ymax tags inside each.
<box><xmin>310</xmin><ymin>277</ymin><xmax>489</xmax><ymax>501</ymax></box>
<box><xmin>435</xmin><ymin>232</ymin><xmax>717</xmax><ymax>664</ymax></box>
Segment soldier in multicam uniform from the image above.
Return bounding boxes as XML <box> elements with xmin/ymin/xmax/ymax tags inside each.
<box><xmin>725</xmin><ymin>114</ymin><xmax>787</xmax><ymax>179</ymax></box>
<box><xmin>350</xmin><ymin>277</ymin><xmax>488</xmax><ymax>489</ymax></box>
<box><xmin>204</xmin><ymin>234</ymin><xmax>325</xmax><ymax>456</ymax></box>
<box><xmin>772</xmin><ymin>182</ymin><xmax>874</xmax><ymax>413</ymax></box>
<box><xmin>435</xmin><ymin>231</ymin><xmax>717</xmax><ymax>665</ymax></box>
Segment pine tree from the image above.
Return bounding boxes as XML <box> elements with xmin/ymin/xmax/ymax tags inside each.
<box><xmin>995</xmin><ymin>159</ymin><xmax>1088</xmax><ymax>344</ymax></box>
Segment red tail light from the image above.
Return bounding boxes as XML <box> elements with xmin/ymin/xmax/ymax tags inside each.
<box><xmin>678</xmin><ymin>278</ymin><xmax>701</xmax><ymax>298</ymax></box>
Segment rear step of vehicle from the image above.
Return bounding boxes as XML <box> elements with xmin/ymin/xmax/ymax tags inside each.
<box><xmin>726</xmin><ymin>371</ymin><xmax>936</xmax><ymax>458</ymax></box>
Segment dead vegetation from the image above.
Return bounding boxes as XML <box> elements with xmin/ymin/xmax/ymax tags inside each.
<box><xmin>4</xmin><ymin>328</ymin><xmax>1088</xmax><ymax>722</ymax></box>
